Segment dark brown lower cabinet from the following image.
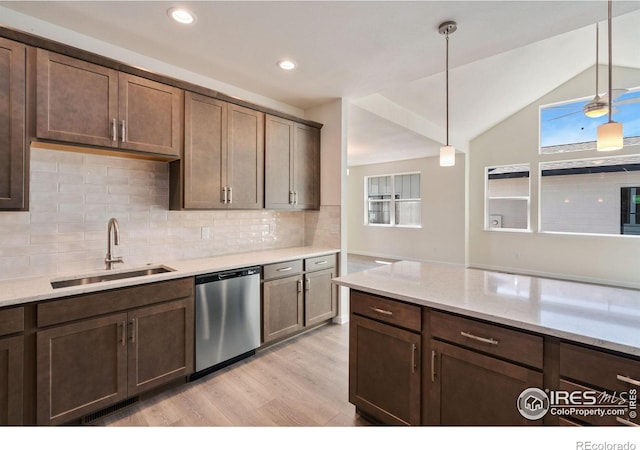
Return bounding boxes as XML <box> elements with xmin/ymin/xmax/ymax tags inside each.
<box><xmin>36</xmin><ymin>313</ymin><xmax>128</xmax><ymax>425</ymax></box>
<box><xmin>427</xmin><ymin>339</ymin><xmax>543</xmax><ymax>426</ymax></box>
<box><xmin>37</xmin><ymin>296</ymin><xmax>193</xmax><ymax>425</ymax></box>
<box><xmin>349</xmin><ymin>314</ymin><xmax>421</xmax><ymax>425</ymax></box>
<box><xmin>304</xmin><ymin>268</ymin><xmax>337</xmax><ymax>327</ymax></box>
<box><xmin>262</xmin><ymin>274</ymin><xmax>304</xmax><ymax>343</ymax></box>
<box><xmin>0</xmin><ymin>335</ymin><xmax>24</xmax><ymax>425</ymax></box>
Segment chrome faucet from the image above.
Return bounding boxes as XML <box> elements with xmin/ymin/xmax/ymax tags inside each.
<box><xmin>105</xmin><ymin>217</ymin><xmax>124</xmax><ymax>270</ymax></box>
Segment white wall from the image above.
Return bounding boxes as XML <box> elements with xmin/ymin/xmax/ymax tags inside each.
<box><xmin>469</xmin><ymin>65</ymin><xmax>640</xmax><ymax>288</ymax></box>
<box><xmin>305</xmin><ymin>99</ymin><xmax>349</xmax><ymax>322</ymax></box>
<box><xmin>347</xmin><ymin>155</ymin><xmax>465</xmax><ymax>265</ymax></box>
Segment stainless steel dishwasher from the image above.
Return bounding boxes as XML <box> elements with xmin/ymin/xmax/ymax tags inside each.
<box><xmin>191</xmin><ymin>266</ymin><xmax>261</xmax><ymax>380</ymax></box>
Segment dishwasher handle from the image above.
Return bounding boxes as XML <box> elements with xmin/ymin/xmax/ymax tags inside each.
<box><xmin>196</xmin><ymin>266</ymin><xmax>261</xmax><ymax>285</ymax></box>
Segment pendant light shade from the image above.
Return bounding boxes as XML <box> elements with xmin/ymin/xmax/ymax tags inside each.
<box><xmin>438</xmin><ymin>21</ymin><xmax>457</xmax><ymax>167</ymax></box>
<box><xmin>597</xmin><ymin>121</ymin><xmax>623</xmax><ymax>151</ymax></box>
<box><xmin>597</xmin><ymin>0</ymin><xmax>623</xmax><ymax>152</ymax></box>
<box><xmin>439</xmin><ymin>145</ymin><xmax>456</xmax><ymax>166</ymax></box>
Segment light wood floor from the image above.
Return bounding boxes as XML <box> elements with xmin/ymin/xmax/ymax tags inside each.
<box><xmin>92</xmin><ymin>323</ymin><xmax>370</xmax><ymax>427</ymax></box>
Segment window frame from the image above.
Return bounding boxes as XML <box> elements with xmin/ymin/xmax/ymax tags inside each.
<box><xmin>364</xmin><ymin>172</ymin><xmax>422</xmax><ymax>228</ymax></box>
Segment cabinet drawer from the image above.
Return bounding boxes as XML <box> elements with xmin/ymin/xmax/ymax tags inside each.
<box><xmin>304</xmin><ymin>254</ymin><xmax>336</xmax><ymax>272</ymax></box>
<box><xmin>350</xmin><ymin>290</ymin><xmax>421</xmax><ymax>332</ymax></box>
<box><xmin>0</xmin><ymin>307</ymin><xmax>24</xmax><ymax>336</ymax></box>
<box><xmin>430</xmin><ymin>311</ymin><xmax>543</xmax><ymax>369</ymax></box>
<box><xmin>560</xmin><ymin>342</ymin><xmax>640</xmax><ymax>394</ymax></box>
<box><xmin>262</xmin><ymin>259</ymin><xmax>303</xmax><ymax>281</ymax></box>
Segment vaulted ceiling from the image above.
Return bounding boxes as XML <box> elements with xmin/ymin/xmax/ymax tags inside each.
<box><xmin>2</xmin><ymin>1</ymin><xmax>640</xmax><ymax>166</ymax></box>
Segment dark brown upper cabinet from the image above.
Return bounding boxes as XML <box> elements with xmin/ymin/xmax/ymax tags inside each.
<box><xmin>265</xmin><ymin>115</ymin><xmax>320</xmax><ymax>210</ymax></box>
<box><xmin>0</xmin><ymin>37</ymin><xmax>28</xmax><ymax>210</ymax></box>
<box><xmin>36</xmin><ymin>49</ymin><xmax>183</xmax><ymax>158</ymax></box>
<box><xmin>174</xmin><ymin>92</ymin><xmax>264</xmax><ymax>210</ymax></box>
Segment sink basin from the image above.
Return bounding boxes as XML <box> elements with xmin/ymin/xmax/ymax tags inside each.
<box><xmin>51</xmin><ymin>265</ymin><xmax>175</xmax><ymax>289</ymax></box>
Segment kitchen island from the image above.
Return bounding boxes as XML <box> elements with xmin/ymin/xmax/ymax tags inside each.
<box><xmin>333</xmin><ymin>261</ymin><xmax>640</xmax><ymax>426</ymax></box>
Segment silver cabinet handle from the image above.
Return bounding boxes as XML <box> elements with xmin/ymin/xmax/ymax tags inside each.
<box><xmin>616</xmin><ymin>417</ymin><xmax>639</xmax><ymax>427</ymax></box>
<box><xmin>305</xmin><ymin>278</ymin><xmax>310</xmax><ymax>291</ymax></box>
<box><xmin>228</xmin><ymin>187</ymin><xmax>232</xmax><ymax>204</ymax></box>
<box><xmin>289</xmin><ymin>191</ymin><xmax>294</xmax><ymax>205</ymax></box>
<box><xmin>120</xmin><ymin>120</ymin><xmax>126</xmax><ymax>143</ymax></box>
<box><xmin>277</xmin><ymin>267</ymin><xmax>293</xmax><ymax>272</ymax></box>
<box><xmin>120</xmin><ymin>320</ymin><xmax>126</xmax><ymax>346</ymax></box>
<box><xmin>111</xmin><ymin>118</ymin><xmax>117</xmax><ymax>141</ymax></box>
<box><xmin>370</xmin><ymin>306</ymin><xmax>393</xmax><ymax>316</ymax></box>
<box><xmin>294</xmin><ymin>191</ymin><xmax>298</xmax><ymax>205</ymax></box>
<box><xmin>431</xmin><ymin>350</ymin><xmax>436</xmax><ymax>382</ymax></box>
<box><xmin>617</xmin><ymin>374</ymin><xmax>640</xmax><ymax>387</ymax></box>
<box><xmin>297</xmin><ymin>279</ymin><xmax>302</xmax><ymax>293</ymax></box>
<box><xmin>315</xmin><ymin>260</ymin><xmax>328</xmax><ymax>265</ymax></box>
<box><xmin>411</xmin><ymin>344</ymin><xmax>417</xmax><ymax>374</ymax></box>
<box><xmin>460</xmin><ymin>331</ymin><xmax>499</xmax><ymax>345</ymax></box>
<box><xmin>223</xmin><ymin>187</ymin><xmax>228</xmax><ymax>204</ymax></box>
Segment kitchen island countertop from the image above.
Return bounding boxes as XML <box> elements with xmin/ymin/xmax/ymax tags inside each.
<box><xmin>333</xmin><ymin>261</ymin><xmax>640</xmax><ymax>358</ymax></box>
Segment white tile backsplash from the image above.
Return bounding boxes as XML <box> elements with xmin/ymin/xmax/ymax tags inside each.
<box><xmin>0</xmin><ymin>147</ymin><xmax>341</xmax><ymax>281</ymax></box>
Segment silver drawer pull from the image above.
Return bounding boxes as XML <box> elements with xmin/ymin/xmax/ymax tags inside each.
<box><xmin>460</xmin><ymin>331</ymin><xmax>499</xmax><ymax>346</ymax></box>
<box><xmin>370</xmin><ymin>306</ymin><xmax>393</xmax><ymax>316</ymax></box>
<box><xmin>315</xmin><ymin>260</ymin><xmax>328</xmax><ymax>265</ymax></box>
<box><xmin>277</xmin><ymin>267</ymin><xmax>293</xmax><ymax>272</ymax></box>
<box><xmin>616</xmin><ymin>417</ymin><xmax>639</xmax><ymax>427</ymax></box>
<box><xmin>617</xmin><ymin>374</ymin><xmax>640</xmax><ymax>387</ymax></box>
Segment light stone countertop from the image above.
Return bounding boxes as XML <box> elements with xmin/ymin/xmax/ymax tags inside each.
<box><xmin>0</xmin><ymin>246</ymin><xmax>339</xmax><ymax>308</ymax></box>
<box><xmin>333</xmin><ymin>260</ymin><xmax>640</xmax><ymax>358</ymax></box>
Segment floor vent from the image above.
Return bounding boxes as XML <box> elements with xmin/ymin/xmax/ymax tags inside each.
<box><xmin>82</xmin><ymin>397</ymin><xmax>139</xmax><ymax>424</ymax></box>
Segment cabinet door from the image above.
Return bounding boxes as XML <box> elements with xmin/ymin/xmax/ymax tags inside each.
<box><xmin>349</xmin><ymin>314</ymin><xmax>421</xmax><ymax>425</ymax></box>
<box><xmin>262</xmin><ymin>275</ymin><xmax>304</xmax><ymax>343</ymax></box>
<box><xmin>265</xmin><ymin>115</ymin><xmax>294</xmax><ymax>209</ymax></box>
<box><xmin>36</xmin><ymin>49</ymin><xmax>118</xmax><ymax>148</ymax></box>
<box><xmin>183</xmin><ymin>92</ymin><xmax>227</xmax><ymax>209</ymax></box>
<box><xmin>0</xmin><ymin>335</ymin><xmax>23</xmax><ymax>425</ymax></box>
<box><xmin>118</xmin><ymin>73</ymin><xmax>183</xmax><ymax>157</ymax></box>
<box><xmin>428</xmin><ymin>339</ymin><xmax>542</xmax><ymax>426</ymax></box>
<box><xmin>292</xmin><ymin>123</ymin><xmax>320</xmax><ymax>210</ymax></box>
<box><xmin>0</xmin><ymin>38</ymin><xmax>27</xmax><ymax>210</ymax></box>
<box><xmin>227</xmin><ymin>104</ymin><xmax>264</xmax><ymax>209</ymax></box>
<box><xmin>305</xmin><ymin>267</ymin><xmax>337</xmax><ymax>327</ymax></box>
<box><xmin>36</xmin><ymin>313</ymin><xmax>128</xmax><ymax>425</ymax></box>
<box><xmin>127</xmin><ymin>298</ymin><xmax>194</xmax><ymax>395</ymax></box>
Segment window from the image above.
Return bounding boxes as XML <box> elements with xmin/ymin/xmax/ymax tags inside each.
<box><xmin>485</xmin><ymin>164</ymin><xmax>530</xmax><ymax>231</ymax></box>
<box><xmin>365</xmin><ymin>173</ymin><xmax>421</xmax><ymax>227</ymax></box>
<box><xmin>539</xmin><ymin>88</ymin><xmax>640</xmax><ymax>155</ymax></box>
<box><xmin>539</xmin><ymin>155</ymin><xmax>640</xmax><ymax>236</ymax></box>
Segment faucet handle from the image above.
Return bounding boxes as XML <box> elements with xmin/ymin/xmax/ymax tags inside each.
<box><xmin>105</xmin><ymin>256</ymin><xmax>124</xmax><ymax>270</ymax></box>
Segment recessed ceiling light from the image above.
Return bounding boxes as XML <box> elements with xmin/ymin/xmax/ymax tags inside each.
<box><xmin>277</xmin><ymin>60</ymin><xmax>296</xmax><ymax>70</ymax></box>
<box><xmin>168</xmin><ymin>7</ymin><xmax>196</xmax><ymax>24</ymax></box>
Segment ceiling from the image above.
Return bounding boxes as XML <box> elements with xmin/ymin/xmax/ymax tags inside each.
<box><xmin>2</xmin><ymin>1</ymin><xmax>640</xmax><ymax>166</ymax></box>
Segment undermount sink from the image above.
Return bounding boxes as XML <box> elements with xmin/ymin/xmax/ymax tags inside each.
<box><xmin>51</xmin><ymin>265</ymin><xmax>175</xmax><ymax>289</ymax></box>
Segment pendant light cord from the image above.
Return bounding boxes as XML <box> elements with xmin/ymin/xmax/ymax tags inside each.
<box><xmin>445</xmin><ymin>31</ymin><xmax>450</xmax><ymax>146</ymax></box>
<box><xmin>595</xmin><ymin>23</ymin><xmax>599</xmax><ymax>96</ymax></box>
<box><xmin>607</xmin><ymin>0</ymin><xmax>613</xmax><ymax>123</ymax></box>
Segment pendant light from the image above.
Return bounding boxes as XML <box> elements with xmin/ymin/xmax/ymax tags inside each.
<box><xmin>597</xmin><ymin>0</ymin><xmax>623</xmax><ymax>151</ymax></box>
<box><xmin>439</xmin><ymin>21</ymin><xmax>457</xmax><ymax>167</ymax></box>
